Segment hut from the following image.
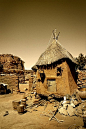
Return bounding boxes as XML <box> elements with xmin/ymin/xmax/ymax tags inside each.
<box><xmin>32</xmin><ymin>30</ymin><xmax>78</xmax><ymax>98</ymax></box>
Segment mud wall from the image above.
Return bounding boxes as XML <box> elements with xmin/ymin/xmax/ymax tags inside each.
<box><xmin>36</xmin><ymin>60</ymin><xmax>77</xmax><ymax>97</ymax></box>
<box><xmin>0</xmin><ymin>74</ymin><xmax>19</xmax><ymax>92</ymax></box>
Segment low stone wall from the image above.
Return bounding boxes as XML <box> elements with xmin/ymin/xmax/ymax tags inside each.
<box><xmin>0</xmin><ymin>74</ymin><xmax>19</xmax><ymax>92</ymax></box>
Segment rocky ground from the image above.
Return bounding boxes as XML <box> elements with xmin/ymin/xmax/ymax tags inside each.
<box><xmin>0</xmin><ymin>81</ymin><xmax>86</xmax><ymax>129</ymax></box>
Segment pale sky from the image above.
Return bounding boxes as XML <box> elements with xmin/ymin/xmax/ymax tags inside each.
<box><xmin>0</xmin><ymin>0</ymin><xmax>86</xmax><ymax>69</ymax></box>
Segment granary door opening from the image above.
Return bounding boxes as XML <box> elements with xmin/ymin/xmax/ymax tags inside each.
<box><xmin>47</xmin><ymin>79</ymin><xmax>56</xmax><ymax>92</ymax></box>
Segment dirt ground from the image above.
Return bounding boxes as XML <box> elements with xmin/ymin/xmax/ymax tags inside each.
<box><xmin>0</xmin><ymin>81</ymin><xmax>86</xmax><ymax>129</ymax></box>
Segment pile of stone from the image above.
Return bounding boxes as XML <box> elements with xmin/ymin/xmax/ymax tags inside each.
<box><xmin>77</xmin><ymin>69</ymin><xmax>86</xmax><ymax>88</ymax></box>
<box><xmin>58</xmin><ymin>94</ymin><xmax>86</xmax><ymax>117</ymax></box>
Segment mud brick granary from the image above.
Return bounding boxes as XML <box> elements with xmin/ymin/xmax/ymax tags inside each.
<box><xmin>32</xmin><ymin>30</ymin><xmax>78</xmax><ymax>97</ymax></box>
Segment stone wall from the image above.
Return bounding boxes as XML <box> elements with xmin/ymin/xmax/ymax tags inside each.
<box><xmin>0</xmin><ymin>74</ymin><xmax>19</xmax><ymax>92</ymax></box>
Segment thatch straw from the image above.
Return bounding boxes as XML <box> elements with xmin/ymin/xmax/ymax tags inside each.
<box><xmin>32</xmin><ymin>39</ymin><xmax>77</xmax><ymax>68</ymax></box>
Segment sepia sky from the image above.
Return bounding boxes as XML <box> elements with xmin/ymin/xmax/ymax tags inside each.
<box><xmin>0</xmin><ymin>0</ymin><xmax>86</xmax><ymax>69</ymax></box>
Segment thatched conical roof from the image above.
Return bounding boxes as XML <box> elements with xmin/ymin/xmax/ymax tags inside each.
<box><xmin>33</xmin><ymin>39</ymin><xmax>77</xmax><ymax>68</ymax></box>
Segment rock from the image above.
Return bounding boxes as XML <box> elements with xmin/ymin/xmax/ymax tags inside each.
<box><xmin>73</xmin><ymin>100</ymin><xmax>79</xmax><ymax>106</ymax></box>
<box><xmin>31</xmin><ymin>92</ymin><xmax>34</xmax><ymax>94</ymax></box>
<box><xmin>53</xmin><ymin>106</ymin><xmax>58</xmax><ymax>112</ymax></box>
<box><xmin>67</xmin><ymin>105</ymin><xmax>75</xmax><ymax>116</ymax></box>
<box><xmin>77</xmin><ymin>108</ymin><xmax>82</xmax><ymax>115</ymax></box>
<box><xmin>33</xmin><ymin>109</ymin><xmax>38</xmax><ymax>111</ymax></box>
<box><xmin>65</xmin><ymin>94</ymin><xmax>71</xmax><ymax>100</ymax></box>
<box><xmin>3</xmin><ymin>111</ymin><xmax>9</xmax><ymax>116</ymax></box>
<box><xmin>83</xmin><ymin>111</ymin><xmax>86</xmax><ymax>115</ymax></box>
<box><xmin>33</xmin><ymin>99</ymin><xmax>40</xmax><ymax>104</ymax></box>
<box><xmin>82</xmin><ymin>102</ymin><xmax>86</xmax><ymax>108</ymax></box>
<box><xmin>24</xmin><ymin>88</ymin><xmax>28</xmax><ymax>91</ymax></box>
<box><xmin>49</xmin><ymin>99</ymin><xmax>55</xmax><ymax>103</ymax></box>
<box><xmin>70</xmin><ymin>102</ymin><xmax>75</xmax><ymax>108</ymax></box>
<box><xmin>59</xmin><ymin>107</ymin><xmax>68</xmax><ymax>116</ymax></box>
<box><xmin>77</xmin><ymin>81</ymin><xmax>82</xmax><ymax>85</ymax></box>
<box><xmin>48</xmin><ymin>96</ymin><xmax>53</xmax><ymax>100</ymax></box>
<box><xmin>78</xmin><ymin>103</ymin><xmax>83</xmax><ymax>110</ymax></box>
<box><xmin>35</xmin><ymin>95</ymin><xmax>41</xmax><ymax>99</ymax></box>
<box><xmin>75</xmin><ymin>110</ymin><xmax>79</xmax><ymax>116</ymax></box>
<box><xmin>62</xmin><ymin>100</ymin><xmax>70</xmax><ymax>104</ymax></box>
<box><xmin>63</xmin><ymin>104</ymin><xmax>68</xmax><ymax>109</ymax></box>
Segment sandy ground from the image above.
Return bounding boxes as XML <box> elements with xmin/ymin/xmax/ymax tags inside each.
<box><xmin>0</xmin><ymin>82</ymin><xmax>86</xmax><ymax>129</ymax></box>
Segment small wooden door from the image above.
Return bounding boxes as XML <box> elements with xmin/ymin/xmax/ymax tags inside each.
<box><xmin>47</xmin><ymin>79</ymin><xmax>56</xmax><ymax>92</ymax></box>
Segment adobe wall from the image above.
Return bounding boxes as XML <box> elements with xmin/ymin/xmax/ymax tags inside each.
<box><xmin>0</xmin><ymin>74</ymin><xmax>19</xmax><ymax>92</ymax></box>
<box><xmin>36</xmin><ymin>60</ymin><xmax>77</xmax><ymax>97</ymax></box>
<box><xmin>66</xmin><ymin>62</ymin><xmax>77</xmax><ymax>95</ymax></box>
